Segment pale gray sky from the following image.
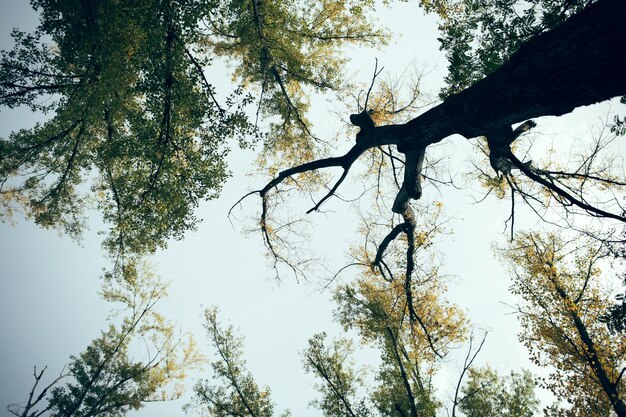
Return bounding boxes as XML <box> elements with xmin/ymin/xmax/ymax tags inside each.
<box><xmin>1</xmin><ymin>1</ymin><xmax>623</xmax><ymax>416</ymax></box>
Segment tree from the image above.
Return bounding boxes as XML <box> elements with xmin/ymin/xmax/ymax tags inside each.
<box><xmin>7</xmin><ymin>261</ymin><xmax>201</xmax><ymax>417</ymax></box>
<box><xmin>251</xmin><ymin>0</ymin><xmax>626</xmax><ymax>216</ymax></box>
<box><xmin>328</xmin><ymin>279</ymin><xmax>459</xmax><ymax>417</ymax></box>
<box><xmin>187</xmin><ymin>308</ymin><xmax>284</xmax><ymax>417</ymax></box>
<box><xmin>302</xmin><ymin>333</ymin><xmax>370</xmax><ymax>417</ymax></box>
<box><xmin>190</xmin><ymin>244</ymin><xmax>539</xmax><ymax>417</ymax></box>
<box><xmin>5</xmin><ymin>0</ymin><xmax>626</xmax><ymax>416</ymax></box>
<box><xmin>232</xmin><ymin>2</ymin><xmax>626</xmax><ymax>413</ymax></box>
<box><xmin>457</xmin><ymin>366</ymin><xmax>539</xmax><ymax>417</ymax></box>
<box><xmin>437</xmin><ymin>0</ymin><xmax>593</xmax><ymax>96</ymax></box>
<box><xmin>503</xmin><ymin>232</ymin><xmax>626</xmax><ymax>416</ymax></box>
<box><xmin>6</xmin><ymin>0</ymin><xmax>624</xmax><ymax>262</ymax></box>
<box><xmin>0</xmin><ymin>0</ymin><xmax>385</xmax><ymax>259</ymax></box>
<box><xmin>188</xmin><ymin>210</ymin><xmax>489</xmax><ymax>417</ymax></box>
<box><xmin>246</xmin><ymin>0</ymin><xmax>626</xmax><ymax>313</ymax></box>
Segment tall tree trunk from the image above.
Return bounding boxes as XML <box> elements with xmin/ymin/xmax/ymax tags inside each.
<box><xmin>550</xmin><ymin>275</ymin><xmax>626</xmax><ymax>417</ymax></box>
<box><xmin>358</xmin><ymin>0</ymin><xmax>626</xmax><ymax>151</ymax></box>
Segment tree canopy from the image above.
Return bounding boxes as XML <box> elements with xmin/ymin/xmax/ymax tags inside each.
<box><xmin>0</xmin><ymin>0</ymin><xmax>384</xmax><ymax>258</ymax></box>
<box><xmin>8</xmin><ymin>261</ymin><xmax>201</xmax><ymax>417</ymax></box>
<box><xmin>503</xmin><ymin>232</ymin><xmax>626</xmax><ymax>415</ymax></box>
<box><xmin>3</xmin><ymin>0</ymin><xmax>626</xmax><ymax>416</ymax></box>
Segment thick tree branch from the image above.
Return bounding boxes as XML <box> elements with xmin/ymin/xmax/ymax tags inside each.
<box><xmin>392</xmin><ymin>148</ymin><xmax>425</xmax><ymax>213</ymax></box>
<box><xmin>373</xmin><ymin>223</ymin><xmax>407</xmax><ymax>270</ymax></box>
<box><xmin>253</xmin><ymin>0</ymin><xmax>626</xmax><ymax>213</ymax></box>
<box><xmin>247</xmin><ymin>0</ymin><xmax>626</xmax><ymax>286</ymax></box>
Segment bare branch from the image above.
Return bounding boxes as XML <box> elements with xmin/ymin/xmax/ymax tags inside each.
<box><xmin>8</xmin><ymin>365</ymin><xmax>68</xmax><ymax>417</ymax></box>
<box><xmin>306</xmin><ymin>169</ymin><xmax>349</xmax><ymax>213</ymax></box>
<box><xmin>364</xmin><ymin>58</ymin><xmax>384</xmax><ymax>111</ymax></box>
<box><xmin>507</xmin><ymin>150</ymin><xmax>625</xmax><ymax>222</ymax></box>
<box><xmin>451</xmin><ymin>332</ymin><xmax>488</xmax><ymax>417</ymax></box>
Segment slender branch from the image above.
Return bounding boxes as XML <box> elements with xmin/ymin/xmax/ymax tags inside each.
<box><xmin>373</xmin><ymin>222</ymin><xmax>407</xmax><ymax>269</ymax></box>
<box><xmin>507</xmin><ymin>151</ymin><xmax>625</xmax><ymax>222</ymax></box>
<box><xmin>305</xmin><ymin>354</ymin><xmax>359</xmax><ymax>417</ymax></box>
<box><xmin>539</xmin><ymin>169</ymin><xmax>626</xmax><ymax>187</ymax></box>
<box><xmin>616</xmin><ymin>367</ymin><xmax>626</xmax><ymax>387</ymax></box>
<box><xmin>7</xmin><ymin>366</ymin><xmax>67</xmax><ymax>417</ymax></box>
<box><xmin>36</xmin><ymin>123</ymin><xmax>85</xmax><ymax>205</ymax></box>
<box><xmin>452</xmin><ymin>332</ymin><xmax>488</xmax><ymax>417</ymax></box>
<box><xmin>385</xmin><ymin>326</ymin><xmax>419</xmax><ymax>417</ymax></box>
<box><xmin>306</xmin><ymin>168</ymin><xmax>349</xmax><ymax>213</ymax></box>
<box><xmin>402</xmin><ymin>208</ymin><xmax>443</xmax><ymax>359</ymax></box>
<box><xmin>321</xmin><ymin>262</ymin><xmax>365</xmax><ymax>290</ymax></box>
<box><xmin>0</xmin><ymin>82</ymin><xmax>67</xmax><ymax>100</ymax></box>
<box><xmin>209</xmin><ymin>318</ymin><xmax>260</xmax><ymax>417</ymax></box>
<box><xmin>249</xmin><ymin>0</ymin><xmax>314</xmax><ymax>137</ymax></box>
<box><xmin>364</xmin><ymin>58</ymin><xmax>384</xmax><ymax>111</ymax></box>
<box><xmin>258</xmin><ymin>144</ymin><xmax>368</xmax><ymax>199</ymax></box>
<box><xmin>505</xmin><ymin>175</ymin><xmax>516</xmax><ymax>241</ymax></box>
<box><xmin>183</xmin><ymin>47</ymin><xmax>225</xmax><ymax>114</ymax></box>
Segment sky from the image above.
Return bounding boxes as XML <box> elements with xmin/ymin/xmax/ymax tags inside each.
<box><xmin>1</xmin><ymin>1</ymin><xmax>623</xmax><ymax>416</ymax></box>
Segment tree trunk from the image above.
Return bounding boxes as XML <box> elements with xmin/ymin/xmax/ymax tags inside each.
<box><xmin>550</xmin><ymin>275</ymin><xmax>626</xmax><ymax>416</ymax></box>
<box><xmin>360</xmin><ymin>0</ymin><xmax>626</xmax><ymax>151</ymax></box>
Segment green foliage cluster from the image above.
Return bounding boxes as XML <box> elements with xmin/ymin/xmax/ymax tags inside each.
<box><xmin>302</xmin><ymin>333</ymin><xmax>369</xmax><ymax>417</ymax></box>
<box><xmin>458</xmin><ymin>367</ymin><xmax>539</xmax><ymax>417</ymax></box>
<box><xmin>188</xmin><ymin>210</ymin><xmax>539</xmax><ymax>417</ymax></box>
<box><xmin>0</xmin><ymin>0</ymin><xmax>254</xmax><ymax>255</ymax></box>
<box><xmin>504</xmin><ymin>233</ymin><xmax>626</xmax><ymax>415</ymax></box>
<box><xmin>190</xmin><ymin>302</ymin><xmax>538</xmax><ymax>417</ymax></box>
<box><xmin>8</xmin><ymin>262</ymin><xmax>201</xmax><ymax>417</ymax></box>
<box><xmin>0</xmin><ymin>0</ymin><xmax>384</xmax><ymax>257</ymax></box>
<box><xmin>188</xmin><ymin>308</ymin><xmax>280</xmax><ymax>417</ymax></box>
<box><xmin>204</xmin><ymin>0</ymin><xmax>387</xmax><ymax>170</ymax></box>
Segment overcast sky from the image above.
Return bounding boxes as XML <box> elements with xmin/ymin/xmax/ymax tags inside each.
<box><xmin>1</xmin><ymin>1</ymin><xmax>622</xmax><ymax>416</ymax></box>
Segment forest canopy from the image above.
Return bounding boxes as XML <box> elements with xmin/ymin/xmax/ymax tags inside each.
<box><xmin>2</xmin><ymin>0</ymin><xmax>626</xmax><ymax>416</ymax></box>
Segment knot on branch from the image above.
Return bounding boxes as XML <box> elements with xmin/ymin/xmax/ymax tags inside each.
<box><xmin>487</xmin><ymin>120</ymin><xmax>536</xmax><ymax>175</ymax></box>
<box><xmin>392</xmin><ymin>147</ymin><xmax>426</xmax><ymax>214</ymax></box>
<box><xmin>350</xmin><ymin>110</ymin><xmax>376</xmax><ymax>143</ymax></box>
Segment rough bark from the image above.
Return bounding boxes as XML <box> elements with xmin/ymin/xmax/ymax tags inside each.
<box><xmin>389</xmin><ymin>0</ymin><xmax>626</xmax><ymax>150</ymax></box>
<box><xmin>380</xmin><ymin>0</ymin><xmax>625</xmax><ymax>217</ymax></box>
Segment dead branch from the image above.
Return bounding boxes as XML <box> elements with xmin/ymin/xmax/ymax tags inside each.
<box><xmin>7</xmin><ymin>366</ymin><xmax>68</xmax><ymax>417</ymax></box>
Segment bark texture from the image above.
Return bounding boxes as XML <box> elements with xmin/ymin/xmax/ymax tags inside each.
<box><xmin>396</xmin><ymin>0</ymin><xmax>626</xmax><ymax>149</ymax></box>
